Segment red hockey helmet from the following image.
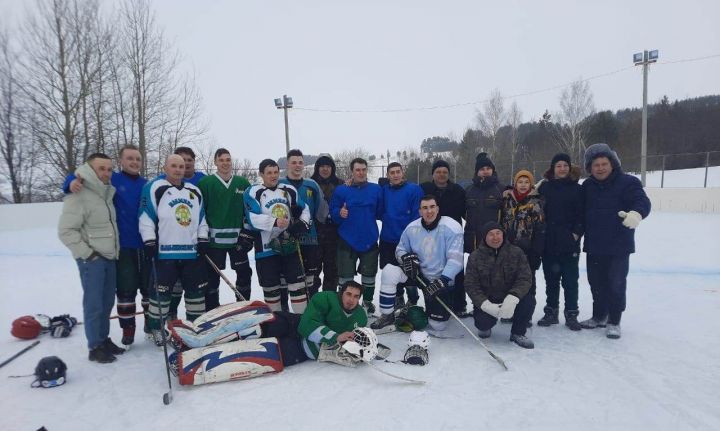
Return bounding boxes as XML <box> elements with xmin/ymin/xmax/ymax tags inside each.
<box><xmin>11</xmin><ymin>316</ymin><xmax>42</xmax><ymax>340</ymax></box>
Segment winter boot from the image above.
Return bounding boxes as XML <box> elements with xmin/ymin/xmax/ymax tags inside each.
<box><xmin>510</xmin><ymin>333</ymin><xmax>535</xmax><ymax>349</ymax></box>
<box><xmin>537</xmin><ymin>307</ymin><xmax>559</xmax><ymax>327</ymax></box>
<box><xmin>478</xmin><ymin>329</ymin><xmax>492</xmax><ymax>339</ymax></box>
<box><xmin>317</xmin><ymin>343</ymin><xmax>360</xmax><ymax>368</ymax></box>
<box><xmin>606</xmin><ymin>324</ymin><xmax>621</xmax><ymax>339</ymax></box>
<box><xmin>580</xmin><ymin>316</ymin><xmax>608</xmax><ymax>329</ymax></box>
<box><xmin>363</xmin><ymin>300</ymin><xmax>376</xmax><ymax>315</ymax></box>
<box><xmin>454</xmin><ymin>308</ymin><xmax>472</xmax><ymax>319</ymax></box>
<box><xmin>564</xmin><ymin>310</ymin><xmax>582</xmax><ymax>331</ymax></box>
<box><xmin>89</xmin><ymin>345</ymin><xmax>116</xmax><ymax>363</ymax></box>
<box><xmin>103</xmin><ymin>338</ymin><xmax>125</xmax><ymax>355</ymax></box>
<box><xmin>121</xmin><ymin>326</ymin><xmax>136</xmax><ymax>346</ymax></box>
<box><xmin>370</xmin><ymin>313</ymin><xmax>396</xmax><ymax>330</ymax></box>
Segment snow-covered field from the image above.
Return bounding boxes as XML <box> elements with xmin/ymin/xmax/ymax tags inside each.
<box><xmin>1</xmin><ymin>205</ymin><xmax>719</xmax><ymax>431</ymax></box>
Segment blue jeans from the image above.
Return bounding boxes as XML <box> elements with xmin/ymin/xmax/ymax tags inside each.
<box><xmin>76</xmin><ymin>257</ymin><xmax>117</xmax><ymax>349</ymax></box>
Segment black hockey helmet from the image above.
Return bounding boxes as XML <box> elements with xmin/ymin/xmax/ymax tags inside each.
<box><xmin>32</xmin><ymin>356</ymin><xmax>67</xmax><ymax>388</ymax></box>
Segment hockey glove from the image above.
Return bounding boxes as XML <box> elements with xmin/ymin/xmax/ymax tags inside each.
<box><xmin>480</xmin><ymin>300</ymin><xmax>502</xmax><ymax>318</ymax></box>
<box><xmin>236</xmin><ymin>229</ymin><xmax>255</xmax><ymax>254</ymax></box>
<box><xmin>424</xmin><ymin>276</ymin><xmax>451</xmax><ymax>298</ymax></box>
<box><xmin>618</xmin><ymin>210</ymin><xmax>642</xmax><ymax>229</ymax></box>
<box><xmin>290</xmin><ymin>204</ymin><xmax>303</xmax><ymax>220</ymax></box>
<box><xmin>143</xmin><ymin>240</ymin><xmax>157</xmax><ymax>259</ymax></box>
<box><xmin>498</xmin><ymin>294</ymin><xmax>520</xmax><ymax>319</ymax></box>
<box><xmin>400</xmin><ymin>253</ymin><xmax>420</xmax><ymax>280</ymax></box>
<box><xmin>49</xmin><ymin>314</ymin><xmax>77</xmax><ymax>338</ymax></box>
<box><xmin>196</xmin><ymin>238</ymin><xmax>210</xmax><ymax>257</ymax></box>
<box><xmin>287</xmin><ymin>219</ymin><xmax>310</xmax><ymax>236</ymax></box>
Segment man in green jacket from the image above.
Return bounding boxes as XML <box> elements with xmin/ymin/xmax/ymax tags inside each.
<box><xmin>58</xmin><ymin>153</ymin><xmax>125</xmax><ymax>363</ymax></box>
<box><xmin>198</xmin><ymin>148</ymin><xmax>253</xmax><ymax>309</ymax></box>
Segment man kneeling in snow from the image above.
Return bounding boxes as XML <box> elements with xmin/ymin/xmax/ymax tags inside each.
<box><xmin>170</xmin><ymin>281</ymin><xmax>369</xmax><ymax>385</ymax></box>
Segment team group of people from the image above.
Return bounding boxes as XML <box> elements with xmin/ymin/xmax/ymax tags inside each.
<box><xmin>57</xmin><ymin>142</ymin><xmax>651</xmax><ymax>368</ymax></box>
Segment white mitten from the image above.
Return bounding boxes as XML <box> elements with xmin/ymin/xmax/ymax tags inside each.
<box><xmin>618</xmin><ymin>210</ymin><xmax>642</xmax><ymax>229</ymax></box>
<box><xmin>498</xmin><ymin>295</ymin><xmax>520</xmax><ymax>319</ymax></box>
<box><xmin>480</xmin><ymin>300</ymin><xmax>502</xmax><ymax>318</ymax></box>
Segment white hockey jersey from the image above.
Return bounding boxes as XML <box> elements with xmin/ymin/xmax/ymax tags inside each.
<box><xmin>139</xmin><ymin>178</ymin><xmax>209</xmax><ymax>260</ymax></box>
<box><xmin>243</xmin><ymin>183</ymin><xmax>310</xmax><ymax>259</ymax></box>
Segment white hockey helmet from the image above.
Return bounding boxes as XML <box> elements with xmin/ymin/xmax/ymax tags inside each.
<box><xmin>408</xmin><ymin>330</ymin><xmax>430</xmax><ymax>349</ymax></box>
<box><xmin>341</xmin><ymin>327</ymin><xmax>379</xmax><ymax>362</ymax></box>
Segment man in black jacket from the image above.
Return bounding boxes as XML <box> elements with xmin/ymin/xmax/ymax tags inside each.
<box><xmin>421</xmin><ymin>159</ymin><xmax>469</xmax><ymax>316</ymax></box>
<box><xmin>464</xmin><ymin>152</ymin><xmax>505</xmax><ymax>253</ymax></box>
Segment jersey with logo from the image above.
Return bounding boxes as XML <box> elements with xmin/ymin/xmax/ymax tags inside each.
<box><xmin>139</xmin><ymin>179</ymin><xmax>208</xmax><ymax>260</ymax></box>
<box><xmin>198</xmin><ymin>173</ymin><xmax>251</xmax><ymax>248</ymax></box>
<box><xmin>279</xmin><ymin>177</ymin><xmax>323</xmax><ymax>246</ymax></box>
<box><xmin>243</xmin><ymin>183</ymin><xmax>310</xmax><ymax>259</ymax></box>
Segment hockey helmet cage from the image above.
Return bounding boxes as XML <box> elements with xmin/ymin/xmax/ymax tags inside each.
<box><xmin>408</xmin><ymin>330</ymin><xmax>430</xmax><ymax>349</ymax></box>
<box><xmin>32</xmin><ymin>356</ymin><xmax>67</xmax><ymax>388</ymax></box>
<box><xmin>11</xmin><ymin>316</ymin><xmax>42</xmax><ymax>340</ymax></box>
<box><xmin>341</xmin><ymin>327</ymin><xmax>379</xmax><ymax>362</ymax></box>
<box><xmin>403</xmin><ymin>344</ymin><xmax>429</xmax><ymax>366</ymax></box>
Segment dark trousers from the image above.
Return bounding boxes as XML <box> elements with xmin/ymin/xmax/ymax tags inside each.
<box><xmin>424</xmin><ymin>289</ymin><xmax>453</xmax><ymax>322</ymax></box>
<box><xmin>587</xmin><ymin>254</ymin><xmax>629</xmax><ymax>325</ymax></box>
<box><xmin>451</xmin><ymin>271</ymin><xmax>467</xmax><ymax>312</ymax></box>
<box><xmin>542</xmin><ymin>252</ymin><xmax>580</xmax><ymax>311</ymax></box>
<box><xmin>261</xmin><ymin>311</ymin><xmax>307</xmax><ymax>367</ymax></box>
<box><xmin>149</xmin><ymin>258</ymin><xmax>207</xmax><ymax>330</ymax></box>
<box><xmin>204</xmin><ymin>247</ymin><xmax>253</xmax><ymax>310</ymax></box>
<box><xmin>317</xmin><ymin>223</ymin><xmax>339</xmax><ymax>292</ymax></box>
<box><xmin>116</xmin><ymin>248</ymin><xmax>150</xmax><ymax>329</ymax></box>
<box><xmin>472</xmin><ymin>291</ymin><xmax>536</xmax><ymax>336</ymax></box>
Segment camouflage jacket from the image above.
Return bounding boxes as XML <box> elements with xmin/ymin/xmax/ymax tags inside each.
<box><xmin>465</xmin><ymin>241</ymin><xmax>532</xmax><ymax>305</ymax></box>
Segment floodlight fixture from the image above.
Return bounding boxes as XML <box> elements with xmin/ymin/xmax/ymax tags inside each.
<box><xmin>633</xmin><ymin>52</ymin><xmax>644</xmax><ymax>64</ymax></box>
<box><xmin>274</xmin><ymin>98</ymin><xmax>283</xmax><ymax>108</ymax></box>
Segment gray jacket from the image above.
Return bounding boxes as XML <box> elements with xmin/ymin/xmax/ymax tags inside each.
<box><xmin>58</xmin><ymin>163</ymin><xmax>119</xmax><ymax>260</ymax></box>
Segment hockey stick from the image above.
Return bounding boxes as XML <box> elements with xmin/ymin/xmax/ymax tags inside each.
<box><xmin>415</xmin><ymin>277</ymin><xmax>509</xmax><ymax>371</ymax></box>
<box><xmin>0</xmin><ymin>340</ymin><xmax>40</xmax><ymax>369</ymax></box>
<box><xmin>77</xmin><ymin>311</ymin><xmax>144</xmax><ymax>325</ymax></box>
<box><xmin>365</xmin><ymin>361</ymin><xmax>426</xmax><ymax>385</ymax></box>
<box><xmin>204</xmin><ymin>255</ymin><xmax>246</xmax><ymax>301</ymax></box>
<box><xmin>151</xmin><ymin>259</ymin><xmax>174</xmax><ymax>405</ymax></box>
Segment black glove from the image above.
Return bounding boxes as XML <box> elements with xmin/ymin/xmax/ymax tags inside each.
<box><xmin>144</xmin><ymin>240</ymin><xmax>157</xmax><ymax>259</ymax></box>
<box><xmin>49</xmin><ymin>314</ymin><xmax>77</xmax><ymax>338</ymax></box>
<box><xmin>290</xmin><ymin>204</ymin><xmax>303</xmax><ymax>220</ymax></box>
<box><xmin>236</xmin><ymin>229</ymin><xmax>255</xmax><ymax>254</ymax></box>
<box><xmin>400</xmin><ymin>253</ymin><xmax>420</xmax><ymax>280</ymax></box>
<box><xmin>197</xmin><ymin>238</ymin><xmax>210</xmax><ymax>256</ymax></box>
<box><xmin>287</xmin><ymin>219</ymin><xmax>310</xmax><ymax>236</ymax></box>
<box><xmin>424</xmin><ymin>276</ymin><xmax>450</xmax><ymax>298</ymax></box>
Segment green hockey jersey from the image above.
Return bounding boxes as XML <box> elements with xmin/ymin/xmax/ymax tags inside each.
<box><xmin>298</xmin><ymin>291</ymin><xmax>368</xmax><ymax>359</ymax></box>
<box><xmin>198</xmin><ymin>173</ymin><xmax>251</xmax><ymax>248</ymax></box>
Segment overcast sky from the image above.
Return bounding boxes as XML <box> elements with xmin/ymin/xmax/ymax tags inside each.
<box><xmin>3</xmin><ymin>0</ymin><xmax>719</xmax><ymax>165</ymax></box>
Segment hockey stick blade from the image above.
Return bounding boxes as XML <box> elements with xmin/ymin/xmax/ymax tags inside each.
<box><xmin>163</xmin><ymin>392</ymin><xmax>173</xmax><ymax>405</ymax></box>
<box><xmin>415</xmin><ymin>277</ymin><xmax>509</xmax><ymax>371</ymax></box>
<box><xmin>366</xmin><ymin>361</ymin><xmax>425</xmax><ymax>385</ymax></box>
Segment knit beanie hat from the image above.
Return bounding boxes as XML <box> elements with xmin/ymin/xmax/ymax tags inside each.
<box><xmin>431</xmin><ymin>159</ymin><xmax>450</xmax><ymax>175</ymax></box>
<box><xmin>584</xmin><ymin>143</ymin><xmax>621</xmax><ymax>173</ymax></box>
<box><xmin>474</xmin><ymin>152</ymin><xmax>496</xmax><ymax>174</ymax></box>
<box><xmin>513</xmin><ymin>169</ymin><xmax>535</xmax><ymax>186</ymax></box>
<box><xmin>550</xmin><ymin>153</ymin><xmax>572</xmax><ymax>169</ymax></box>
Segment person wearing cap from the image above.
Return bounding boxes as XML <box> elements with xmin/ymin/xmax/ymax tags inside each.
<box><xmin>421</xmin><ymin>159</ymin><xmax>469</xmax><ymax>317</ymax></box>
<box><xmin>464</xmin><ymin>152</ymin><xmax>505</xmax><ymax>253</ymax></box>
<box><xmin>465</xmin><ymin>221</ymin><xmax>535</xmax><ymax>348</ymax></box>
<box><xmin>536</xmin><ymin>153</ymin><xmax>584</xmax><ymax>330</ymax></box>
<box><xmin>311</xmin><ymin>154</ymin><xmax>342</xmax><ymax>292</ymax></box>
<box><xmin>500</xmin><ymin>169</ymin><xmax>545</xmax><ymax>328</ymax></box>
<box><xmin>580</xmin><ymin>143</ymin><xmax>651</xmax><ymax>339</ymax></box>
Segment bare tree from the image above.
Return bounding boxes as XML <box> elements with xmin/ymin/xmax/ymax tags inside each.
<box><xmin>507</xmin><ymin>101</ymin><xmax>523</xmax><ymax>182</ymax></box>
<box><xmin>333</xmin><ymin>148</ymin><xmax>369</xmax><ymax>181</ymax></box>
<box><xmin>235</xmin><ymin>158</ymin><xmax>257</xmax><ymax>184</ymax></box>
<box><xmin>550</xmin><ymin>79</ymin><xmax>596</xmax><ymax>163</ymax></box>
<box><xmin>476</xmin><ymin>88</ymin><xmax>506</xmax><ymax>159</ymax></box>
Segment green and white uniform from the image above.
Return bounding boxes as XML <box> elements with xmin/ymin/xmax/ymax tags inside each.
<box><xmin>198</xmin><ymin>174</ymin><xmax>251</xmax><ymax>248</ymax></box>
<box><xmin>298</xmin><ymin>291</ymin><xmax>368</xmax><ymax>359</ymax></box>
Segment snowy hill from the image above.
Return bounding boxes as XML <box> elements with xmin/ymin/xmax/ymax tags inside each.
<box><xmin>1</xmin><ymin>202</ymin><xmax>719</xmax><ymax>430</ymax></box>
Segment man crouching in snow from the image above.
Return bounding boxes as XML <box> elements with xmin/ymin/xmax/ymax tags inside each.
<box><xmin>58</xmin><ymin>153</ymin><xmax>125</xmax><ymax>363</ymax></box>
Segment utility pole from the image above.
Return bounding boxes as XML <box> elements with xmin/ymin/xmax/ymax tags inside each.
<box><xmin>274</xmin><ymin>95</ymin><xmax>294</xmax><ymax>155</ymax></box>
<box><xmin>633</xmin><ymin>50</ymin><xmax>659</xmax><ymax>186</ymax></box>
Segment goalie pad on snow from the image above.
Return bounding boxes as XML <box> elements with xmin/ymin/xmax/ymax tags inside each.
<box><xmin>178</xmin><ymin>337</ymin><xmax>283</xmax><ymax>386</ymax></box>
<box><xmin>169</xmin><ymin>301</ymin><xmax>275</xmax><ymax>349</ymax></box>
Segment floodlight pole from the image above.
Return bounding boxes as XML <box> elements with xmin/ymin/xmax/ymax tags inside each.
<box><xmin>634</xmin><ymin>50</ymin><xmax>657</xmax><ymax>186</ymax></box>
<box><xmin>275</xmin><ymin>94</ymin><xmax>293</xmax><ymax>155</ymax></box>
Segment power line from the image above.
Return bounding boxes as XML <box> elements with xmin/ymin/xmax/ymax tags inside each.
<box><xmin>294</xmin><ymin>54</ymin><xmax>720</xmax><ymax>114</ymax></box>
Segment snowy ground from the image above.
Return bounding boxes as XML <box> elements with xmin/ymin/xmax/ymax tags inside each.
<box><xmin>1</xmin><ymin>207</ymin><xmax>719</xmax><ymax>430</ymax></box>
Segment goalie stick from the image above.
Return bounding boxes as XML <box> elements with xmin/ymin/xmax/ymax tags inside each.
<box><xmin>205</xmin><ymin>255</ymin><xmax>247</xmax><ymax>301</ymax></box>
<box><xmin>415</xmin><ymin>276</ymin><xmax>509</xmax><ymax>371</ymax></box>
<box><xmin>365</xmin><ymin>361</ymin><xmax>426</xmax><ymax>385</ymax></box>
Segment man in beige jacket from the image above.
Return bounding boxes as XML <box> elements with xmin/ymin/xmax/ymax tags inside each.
<box><xmin>58</xmin><ymin>153</ymin><xmax>124</xmax><ymax>363</ymax></box>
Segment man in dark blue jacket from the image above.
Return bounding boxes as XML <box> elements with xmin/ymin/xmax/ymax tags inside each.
<box><xmin>329</xmin><ymin>158</ymin><xmax>383</xmax><ymax>313</ymax></box>
<box><xmin>580</xmin><ymin>143</ymin><xmax>651</xmax><ymax>339</ymax></box>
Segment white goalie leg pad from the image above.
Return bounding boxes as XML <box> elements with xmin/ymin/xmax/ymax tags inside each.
<box><xmin>178</xmin><ymin>337</ymin><xmax>284</xmax><ymax>386</ymax></box>
<box><xmin>169</xmin><ymin>301</ymin><xmax>275</xmax><ymax>349</ymax></box>
<box><xmin>379</xmin><ymin>265</ymin><xmax>407</xmax><ymax>315</ymax></box>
